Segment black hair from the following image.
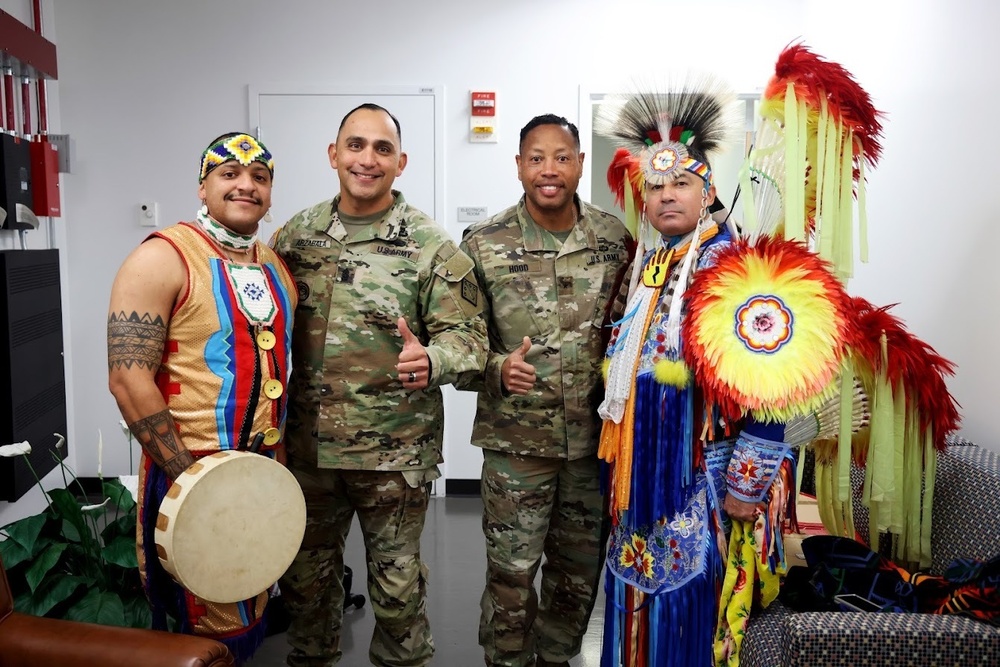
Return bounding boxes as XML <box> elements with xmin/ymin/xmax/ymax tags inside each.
<box><xmin>338</xmin><ymin>103</ymin><xmax>403</xmax><ymax>144</ymax></box>
<box><xmin>518</xmin><ymin>114</ymin><xmax>580</xmax><ymax>152</ymax></box>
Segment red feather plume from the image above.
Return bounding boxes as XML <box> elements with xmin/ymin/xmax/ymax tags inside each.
<box><xmin>766</xmin><ymin>42</ymin><xmax>885</xmax><ymax>169</ymax></box>
<box><xmin>607</xmin><ymin>147</ymin><xmax>643</xmax><ymax>213</ymax></box>
<box><xmin>848</xmin><ymin>296</ymin><xmax>961</xmax><ymax>449</ymax></box>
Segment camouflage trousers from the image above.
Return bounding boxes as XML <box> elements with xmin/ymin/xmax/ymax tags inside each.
<box><xmin>279</xmin><ymin>465</ymin><xmax>434</xmax><ymax>667</ymax></box>
<box><xmin>479</xmin><ymin>450</ymin><xmax>607</xmax><ymax>667</ymax></box>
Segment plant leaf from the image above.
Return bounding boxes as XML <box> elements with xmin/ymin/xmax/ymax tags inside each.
<box><xmin>103</xmin><ymin>479</ymin><xmax>136</xmax><ymax>514</ymax></box>
<box><xmin>60</xmin><ymin>518</ymin><xmax>83</xmax><ymax>543</ymax></box>
<box><xmin>102</xmin><ymin>536</ymin><xmax>138</xmax><ymax>568</ymax></box>
<box><xmin>24</xmin><ymin>542</ymin><xmax>68</xmax><ymax>592</ymax></box>
<box><xmin>66</xmin><ymin>588</ymin><xmax>126</xmax><ymax>627</ymax></box>
<box><xmin>0</xmin><ymin>535</ymin><xmax>32</xmax><ymax>570</ymax></box>
<box><xmin>101</xmin><ymin>514</ymin><xmax>136</xmax><ymax>544</ymax></box>
<box><xmin>49</xmin><ymin>488</ymin><xmax>89</xmax><ymax>545</ymax></box>
<box><xmin>123</xmin><ymin>595</ymin><xmax>152</xmax><ymax>629</ymax></box>
<box><xmin>1</xmin><ymin>513</ymin><xmax>49</xmax><ymax>556</ymax></box>
<box><xmin>18</xmin><ymin>574</ymin><xmax>90</xmax><ymax>617</ymax></box>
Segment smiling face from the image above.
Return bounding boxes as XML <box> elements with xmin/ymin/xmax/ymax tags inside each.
<box><xmin>197</xmin><ymin>161</ymin><xmax>272</xmax><ymax>235</ymax></box>
<box><xmin>328</xmin><ymin>107</ymin><xmax>407</xmax><ymax>216</ymax></box>
<box><xmin>516</xmin><ymin>123</ymin><xmax>584</xmax><ymax>224</ymax></box>
<box><xmin>644</xmin><ymin>171</ymin><xmax>715</xmax><ymax>238</ymax></box>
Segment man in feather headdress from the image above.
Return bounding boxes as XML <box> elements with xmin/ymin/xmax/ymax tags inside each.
<box><xmin>595</xmin><ymin>79</ymin><xmax>773</xmax><ymax>667</ymax></box>
<box><xmin>596</xmin><ymin>46</ymin><xmax>959</xmax><ymax>667</ymax></box>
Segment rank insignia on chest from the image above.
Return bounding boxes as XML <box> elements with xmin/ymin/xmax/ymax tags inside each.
<box><xmin>461</xmin><ymin>278</ymin><xmax>478</xmax><ymax>306</ymax></box>
<box><xmin>337</xmin><ymin>265</ymin><xmax>356</xmax><ymax>284</ymax></box>
<box><xmin>642</xmin><ymin>247</ymin><xmax>675</xmax><ymax>287</ymax></box>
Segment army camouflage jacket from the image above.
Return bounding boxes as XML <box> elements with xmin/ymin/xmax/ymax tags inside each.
<box><xmin>274</xmin><ymin>191</ymin><xmax>487</xmax><ymax>471</ymax></box>
<box><xmin>458</xmin><ymin>195</ymin><xmax>630</xmax><ymax>460</ymax></box>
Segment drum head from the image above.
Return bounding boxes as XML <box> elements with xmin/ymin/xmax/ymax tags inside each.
<box><xmin>156</xmin><ymin>451</ymin><xmax>306</xmax><ymax>603</ymax></box>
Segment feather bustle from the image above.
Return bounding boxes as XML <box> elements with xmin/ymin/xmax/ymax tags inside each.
<box><xmin>847</xmin><ymin>296</ymin><xmax>961</xmax><ymax>449</ymax></box>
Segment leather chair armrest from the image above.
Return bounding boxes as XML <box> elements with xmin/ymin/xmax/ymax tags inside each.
<box><xmin>0</xmin><ymin>610</ymin><xmax>234</xmax><ymax>667</ymax></box>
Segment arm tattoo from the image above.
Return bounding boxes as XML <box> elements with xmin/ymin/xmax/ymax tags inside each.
<box><xmin>128</xmin><ymin>409</ymin><xmax>195</xmax><ymax>479</ymax></box>
<box><xmin>108</xmin><ymin>311</ymin><xmax>167</xmax><ymax>372</ymax></box>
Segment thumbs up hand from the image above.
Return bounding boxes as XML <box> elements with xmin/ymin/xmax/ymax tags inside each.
<box><xmin>501</xmin><ymin>336</ymin><xmax>536</xmax><ymax>395</ymax></box>
<box><xmin>396</xmin><ymin>317</ymin><xmax>430</xmax><ymax>390</ymax></box>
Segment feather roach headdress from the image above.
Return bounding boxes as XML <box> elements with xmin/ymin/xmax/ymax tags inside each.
<box><xmin>595</xmin><ymin>76</ymin><xmax>741</xmax><ymax>239</ymax></box>
<box><xmin>742</xmin><ymin>43</ymin><xmax>885</xmax><ymax>280</ymax></box>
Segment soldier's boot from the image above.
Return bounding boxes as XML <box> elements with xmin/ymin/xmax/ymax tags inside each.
<box><xmin>535</xmin><ymin>657</ymin><xmax>570</xmax><ymax>667</ymax></box>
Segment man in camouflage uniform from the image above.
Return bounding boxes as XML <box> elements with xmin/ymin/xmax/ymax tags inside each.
<box><xmin>273</xmin><ymin>103</ymin><xmax>487</xmax><ymax>667</ymax></box>
<box><xmin>458</xmin><ymin>114</ymin><xmax>632</xmax><ymax>667</ymax></box>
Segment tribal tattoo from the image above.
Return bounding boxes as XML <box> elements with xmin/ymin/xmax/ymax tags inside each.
<box><xmin>108</xmin><ymin>311</ymin><xmax>167</xmax><ymax>371</ymax></box>
<box><xmin>128</xmin><ymin>409</ymin><xmax>195</xmax><ymax>479</ymax></box>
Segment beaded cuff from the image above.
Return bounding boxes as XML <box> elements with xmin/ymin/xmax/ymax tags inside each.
<box><xmin>725</xmin><ymin>431</ymin><xmax>792</xmax><ymax>503</ymax></box>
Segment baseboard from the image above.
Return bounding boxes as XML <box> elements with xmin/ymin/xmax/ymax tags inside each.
<box><xmin>445</xmin><ymin>478</ymin><xmax>480</xmax><ymax>496</ymax></box>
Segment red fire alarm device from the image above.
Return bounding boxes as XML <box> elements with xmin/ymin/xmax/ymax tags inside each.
<box><xmin>30</xmin><ymin>139</ymin><xmax>59</xmax><ymax>217</ymax></box>
<box><xmin>471</xmin><ymin>91</ymin><xmax>496</xmax><ymax>117</ymax></box>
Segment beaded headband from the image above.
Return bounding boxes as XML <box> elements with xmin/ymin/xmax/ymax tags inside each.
<box><xmin>199</xmin><ymin>134</ymin><xmax>274</xmax><ymax>183</ymax></box>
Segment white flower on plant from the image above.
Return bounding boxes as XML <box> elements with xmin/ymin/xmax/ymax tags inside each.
<box><xmin>119</xmin><ymin>419</ymin><xmax>131</xmax><ymax>438</ymax></box>
<box><xmin>97</xmin><ymin>429</ymin><xmax>103</xmax><ymax>478</ymax></box>
<box><xmin>0</xmin><ymin>441</ymin><xmax>31</xmax><ymax>457</ymax></box>
<box><xmin>80</xmin><ymin>497</ymin><xmax>111</xmax><ymax>512</ymax></box>
<box><xmin>53</xmin><ymin>433</ymin><xmax>66</xmax><ymax>450</ymax></box>
<box><xmin>119</xmin><ymin>475</ymin><xmax>139</xmax><ymax>503</ymax></box>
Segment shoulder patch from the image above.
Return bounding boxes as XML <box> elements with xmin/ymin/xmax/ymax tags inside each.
<box><xmin>461</xmin><ymin>278</ymin><xmax>478</xmax><ymax>306</ymax></box>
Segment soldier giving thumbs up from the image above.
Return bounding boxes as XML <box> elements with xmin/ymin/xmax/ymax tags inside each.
<box><xmin>501</xmin><ymin>336</ymin><xmax>537</xmax><ymax>395</ymax></box>
<box><xmin>396</xmin><ymin>316</ymin><xmax>431</xmax><ymax>390</ymax></box>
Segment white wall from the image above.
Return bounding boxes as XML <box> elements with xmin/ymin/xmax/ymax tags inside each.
<box><xmin>1</xmin><ymin>0</ymin><xmax>994</xmax><ymax>511</ymax></box>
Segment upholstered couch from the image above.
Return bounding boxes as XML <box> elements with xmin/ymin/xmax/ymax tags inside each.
<box><xmin>0</xmin><ymin>554</ymin><xmax>234</xmax><ymax>667</ymax></box>
<box><xmin>742</xmin><ymin>437</ymin><xmax>1000</xmax><ymax>666</ymax></box>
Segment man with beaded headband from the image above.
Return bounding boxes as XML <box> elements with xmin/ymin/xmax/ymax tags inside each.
<box><xmin>594</xmin><ymin>79</ymin><xmax>824</xmax><ymax>666</ymax></box>
<box><xmin>107</xmin><ymin>132</ymin><xmax>296</xmax><ymax>664</ymax></box>
<box><xmin>596</xmin><ymin>47</ymin><xmax>961</xmax><ymax>667</ymax></box>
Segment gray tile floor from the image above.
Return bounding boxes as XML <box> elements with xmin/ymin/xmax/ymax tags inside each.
<box><xmin>248</xmin><ymin>496</ymin><xmax>605</xmax><ymax>666</ymax></box>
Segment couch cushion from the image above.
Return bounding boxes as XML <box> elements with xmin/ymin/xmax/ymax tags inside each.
<box><xmin>850</xmin><ymin>438</ymin><xmax>1000</xmax><ymax>574</ymax></box>
<box><xmin>931</xmin><ymin>442</ymin><xmax>1000</xmax><ymax>572</ymax></box>
<box><xmin>741</xmin><ymin>599</ymin><xmax>794</xmax><ymax>667</ymax></box>
<box><xmin>779</xmin><ymin>610</ymin><xmax>1000</xmax><ymax>667</ymax></box>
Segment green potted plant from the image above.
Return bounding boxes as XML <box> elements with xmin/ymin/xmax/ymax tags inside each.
<box><xmin>0</xmin><ymin>431</ymin><xmax>151</xmax><ymax>628</ymax></box>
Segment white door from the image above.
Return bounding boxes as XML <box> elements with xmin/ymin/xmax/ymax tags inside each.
<box><xmin>249</xmin><ymin>85</ymin><xmax>443</xmax><ymax>241</ymax></box>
